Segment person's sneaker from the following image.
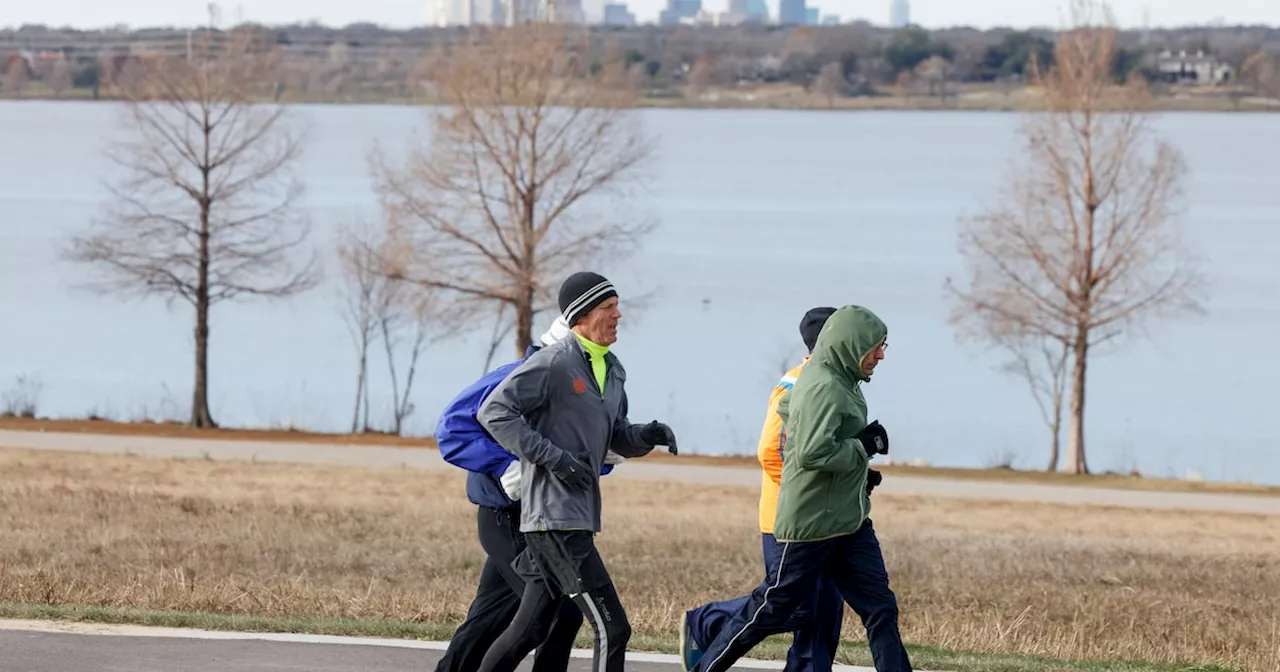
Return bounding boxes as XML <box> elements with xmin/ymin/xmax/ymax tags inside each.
<box><xmin>679</xmin><ymin>610</ymin><xmax>702</xmax><ymax>672</ymax></box>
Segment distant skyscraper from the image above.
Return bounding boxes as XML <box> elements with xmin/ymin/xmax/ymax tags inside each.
<box><xmin>602</xmin><ymin>2</ymin><xmax>635</xmax><ymax>24</ymax></box>
<box><xmin>778</xmin><ymin>0</ymin><xmax>806</xmax><ymax>25</ymax></box>
<box><xmin>890</xmin><ymin>0</ymin><xmax>909</xmax><ymax>27</ymax></box>
<box><xmin>745</xmin><ymin>0</ymin><xmax>768</xmax><ymax>22</ymax></box>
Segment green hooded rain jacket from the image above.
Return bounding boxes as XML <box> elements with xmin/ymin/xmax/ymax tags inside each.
<box><xmin>772</xmin><ymin>305</ymin><xmax>888</xmax><ymax>543</ymax></box>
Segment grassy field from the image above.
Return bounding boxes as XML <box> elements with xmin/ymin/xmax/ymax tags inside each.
<box><xmin>4</xmin><ymin>415</ymin><xmax>1280</xmax><ymax>498</ymax></box>
<box><xmin>0</xmin><ymin>447</ymin><xmax>1275</xmax><ymax>671</ymax></box>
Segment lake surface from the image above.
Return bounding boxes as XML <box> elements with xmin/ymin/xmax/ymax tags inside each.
<box><xmin>2</xmin><ymin>100</ymin><xmax>1277</xmax><ymax>484</ymax></box>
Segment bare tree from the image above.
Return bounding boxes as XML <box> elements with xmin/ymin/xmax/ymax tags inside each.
<box><xmin>957</xmin><ymin>314</ymin><xmax>1072</xmax><ymax>470</ymax></box>
<box><xmin>3</xmin><ymin>54</ymin><xmax>28</xmax><ymax>96</ymax></box>
<box><xmin>813</xmin><ymin>61</ymin><xmax>845</xmax><ymax>108</ymax></box>
<box><xmin>48</xmin><ymin>56</ymin><xmax>73</xmax><ymax>97</ymax></box>
<box><xmin>946</xmin><ymin>0</ymin><xmax>1203</xmax><ymax>475</ymax></box>
<box><xmin>64</xmin><ymin>28</ymin><xmax>319</xmax><ymax>428</ymax></box>
<box><xmin>374</xmin><ymin>22</ymin><xmax>655</xmax><ymax>357</ymax></box>
<box><xmin>379</xmin><ymin>288</ymin><xmax>459</xmax><ymax>436</ymax></box>
<box><xmin>1239</xmin><ymin>50</ymin><xmax>1280</xmax><ymax>101</ymax></box>
<box><xmin>336</xmin><ymin>219</ymin><xmax>395</xmax><ymax>433</ymax></box>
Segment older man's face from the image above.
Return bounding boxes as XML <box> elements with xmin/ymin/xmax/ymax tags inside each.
<box><xmin>577</xmin><ymin>297</ymin><xmax>622</xmax><ymax>346</ymax></box>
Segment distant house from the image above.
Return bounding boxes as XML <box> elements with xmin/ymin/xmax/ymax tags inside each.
<box><xmin>1154</xmin><ymin>50</ymin><xmax>1233</xmax><ymax>85</ymax></box>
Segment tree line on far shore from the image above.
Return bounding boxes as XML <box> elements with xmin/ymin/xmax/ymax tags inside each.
<box><xmin>10</xmin><ymin>0</ymin><xmax>1206</xmax><ymax>475</ymax></box>
<box><xmin>1</xmin><ymin>13</ymin><xmax>1279</xmax><ymax>106</ymax></box>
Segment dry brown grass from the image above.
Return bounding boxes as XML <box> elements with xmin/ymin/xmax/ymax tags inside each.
<box><xmin>6</xmin><ymin>417</ymin><xmax>1279</xmax><ymax>498</ymax></box>
<box><xmin>1</xmin><ymin>448</ymin><xmax>1277</xmax><ymax>670</ymax></box>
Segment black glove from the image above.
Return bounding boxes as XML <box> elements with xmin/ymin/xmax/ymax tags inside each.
<box><xmin>550</xmin><ymin>452</ymin><xmax>594</xmax><ymax>490</ymax></box>
<box><xmin>866</xmin><ymin>468</ymin><xmax>883</xmax><ymax>495</ymax></box>
<box><xmin>856</xmin><ymin>420</ymin><xmax>889</xmax><ymax>458</ymax></box>
<box><xmin>640</xmin><ymin>420</ymin><xmax>678</xmax><ymax>455</ymax></box>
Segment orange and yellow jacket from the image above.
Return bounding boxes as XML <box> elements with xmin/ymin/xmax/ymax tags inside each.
<box><xmin>757</xmin><ymin>357</ymin><xmax>809</xmax><ymax>534</ymax></box>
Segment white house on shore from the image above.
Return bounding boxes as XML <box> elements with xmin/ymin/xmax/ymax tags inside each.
<box><xmin>1155</xmin><ymin>49</ymin><xmax>1234</xmax><ymax>85</ymax></box>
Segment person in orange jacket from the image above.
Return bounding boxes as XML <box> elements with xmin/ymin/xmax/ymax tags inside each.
<box><xmin>679</xmin><ymin>307</ymin><xmax>850</xmax><ymax>672</ymax></box>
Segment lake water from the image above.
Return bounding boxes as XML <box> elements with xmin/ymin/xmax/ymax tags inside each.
<box><xmin>2</xmin><ymin>100</ymin><xmax>1277</xmax><ymax>484</ymax></box>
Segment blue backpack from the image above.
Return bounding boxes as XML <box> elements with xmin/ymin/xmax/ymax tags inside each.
<box><xmin>435</xmin><ymin>347</ymin><xmax>614</xmax><ymax>509</ymax></box>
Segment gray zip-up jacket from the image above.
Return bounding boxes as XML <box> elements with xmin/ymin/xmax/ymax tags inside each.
<box><xmin>477</xmin><ymin>334</ymin><xmax>654</xmax><ymax>533</ymax></box>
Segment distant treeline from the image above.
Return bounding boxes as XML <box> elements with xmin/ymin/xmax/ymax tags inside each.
<box><xmin>2</xmin><ymin>21</ymin><xmax>1279</xmax><ymax>100</ymax></box>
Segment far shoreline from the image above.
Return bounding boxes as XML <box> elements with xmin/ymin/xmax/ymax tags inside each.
<box><xmin>2</xmin><ymin>86</ymin><xmax>1277</xmax><ymax>114</ymax></box>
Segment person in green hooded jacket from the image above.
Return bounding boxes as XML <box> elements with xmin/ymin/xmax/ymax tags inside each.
<box><xmin>689</xmin><ymin>305</ymin><xmax>912</xmax><ymax>672</ymax></box>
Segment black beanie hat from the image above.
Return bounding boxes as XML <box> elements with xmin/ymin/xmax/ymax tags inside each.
<box><xmin>558</xmin><ymin>272</ymin><xmax>618</xmax><ymax>327</ymax></box>
<box><xmin>799</xmin><ymin>306</ymin><xmax>838</xmax><ymax>353</ymax></box>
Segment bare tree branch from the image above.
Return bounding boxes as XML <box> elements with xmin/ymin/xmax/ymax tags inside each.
<box><xmin>62</xmin><ymin>26</ymin><xmax>320</xmax><ymax>428</ymax></box>
<box><xmin>947</xmin><ymin>0</ymin><xmax>1205</xmax><ymax>475</ymax></box>
<box><xmin>373</xmin><ymin>23</ymin><xmax>656</xmax><ymax>356</ymax></box>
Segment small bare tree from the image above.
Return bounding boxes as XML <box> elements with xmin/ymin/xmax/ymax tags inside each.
<box><xmin>338</xmin><ymin>218</ymin><xmax>466</xmax><ymax>435</ymax></box>
<box><xmin>3</xmin><ymin>54</ymin><xmax>28</xmax><ymax>96</ymax></box>
<box><xmin>336</xmin><ymin>219</ymin><xmax>395</xmax><ymax>433</ymax></box>
<box><xmin>946</xmin><ymin>0</ymin><xmax>1203</xmax><ymax>475</ymax></box>
<box><xmin>374</xmin><ymin>22</ymin><xmax>655</xmax><ymax>357</ymax></box>
<box><xmin>814</xmin><ymin>61</ymin><xmax>845</xmax><ymax>108</ymax></box>
<box><xmin>64</xmin><ymin>28</ymin><xmax>319</xmax><ymax>428</ymax></box>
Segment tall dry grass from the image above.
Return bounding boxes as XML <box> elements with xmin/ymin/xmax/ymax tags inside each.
<box><xmin>0</xmin><ymin>448</ymin><xmax>1277</xmax><ymax>670</ymax></box>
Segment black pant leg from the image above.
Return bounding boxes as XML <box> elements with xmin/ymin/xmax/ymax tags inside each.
<box><xmin>435</xmin><ymin>507</ymin><xmax>524</xmax><ymax>672</ymax></box>
<box><xmin>571</xmin><ymin>581</ymin><xmax>631</xmax><ymax>672</ymax></box>
<box><xmin>434</xmin><ymin>557</ymin><xmax>521</xmax><ymax>672</ymax></box>
<box><xmin>477</xmin><ymin>577</ymin><xmax>567</xmax><ymax>672</ymax></box>
<box><xmin>482</xmin><ymin>510</ymin><xmax>584</xmax><ymax>672</ymax></box>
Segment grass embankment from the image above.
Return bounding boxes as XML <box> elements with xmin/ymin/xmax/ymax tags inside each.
<box><xmin>0</xmin><ymin>448</ymin><xmax>1274</xmax><ymax>671</ymax></box>
<box><xmin>3</xmin><ymin>415</ymin><xmax>1278</xmax><ymax>498</ymax></box>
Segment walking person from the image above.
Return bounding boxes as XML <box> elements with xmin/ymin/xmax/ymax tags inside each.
<box><xmin>680</xmin><ymin>306</ymin><xmax>849</xmax><ymax>672</ymax></box>
<box><xmin>433</xmin><ymin>315</ymin><xmax>625</xmax><ymax>672</ymax></box>
<box><xmin>689</xmin><ymin>305</ymin><xmax>911</xmax><ymax>672</ymax></box>
<box><xmin>476</xmin><ymin>271</ymin><xmax>680</xmax><ymax>672</ymax></box>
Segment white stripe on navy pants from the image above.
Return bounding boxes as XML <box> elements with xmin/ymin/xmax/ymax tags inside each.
<box><xmin>697</xmin><ymin>520</ymin><xmax>913</xmax><ymax>672</ymax></box>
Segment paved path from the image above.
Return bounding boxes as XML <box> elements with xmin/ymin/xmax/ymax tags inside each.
<box><xmin>2</xmin><ymin>429</ymin><xmax>1278</xmax><ymax>516</ymax></box>
<box><xmin>0</xmin><ymin>620</ymin><xmax>880</xmax><ymax>671</ymax></box>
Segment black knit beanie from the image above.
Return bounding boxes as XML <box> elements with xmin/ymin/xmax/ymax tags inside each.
<box><xmin>799</xmin><ymin>306</ymin><xmax>838</xmax><ymax>353</ymax></box>
<box><xmin>558</xmin><ymin>272</ymin><xmax>618</xmax><ymax>327</ymax></box>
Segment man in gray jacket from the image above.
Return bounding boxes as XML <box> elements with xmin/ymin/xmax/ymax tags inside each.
<box><xmin>476</xmin><ymin>271</ymin><xmax>679</xmax><ymax>672</ymax></box>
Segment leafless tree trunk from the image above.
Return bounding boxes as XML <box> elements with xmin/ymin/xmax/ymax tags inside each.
<box><xmin>337</xmin><ymin>219</ymin><xmax>392</xmax><ymax>433</ymax></box>
<box><xmin>814</xmin><ymin>61</ymin><xmax>844</xmax><ymax>108</ymax></box>
<box><xmin>1012</xmin><ymin>338</ymin><xmax>1071</xmax><ymax>470</ymax></box>
<box><xmin>946</xmin><ymin>0</ymin><xmax>1203</xmax><ymax>475</ymax></box>
<box><xmin>481</xmin><ymin>303</ymin><xmax>516</xmax><ymax>373</ymax></box>
<box><xmin>63</xmin><ymin>28</ymin><xmax>319</xmax><ymax>429</ymax></box>
<box><xmin>374</xmin><ymin>22</ymin><xmax>655</xmax><ymax>358</ymax></box>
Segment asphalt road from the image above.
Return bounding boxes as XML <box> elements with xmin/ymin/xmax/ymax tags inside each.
<box><xmin>0</xmin><ymin>623</ymin><xmax>860</xmax><ymax>672</ymax></box>
<box><xmin>2</xmin><ymin>429</ymin><xmax>1278</xmax><ymax>516</ymax></box>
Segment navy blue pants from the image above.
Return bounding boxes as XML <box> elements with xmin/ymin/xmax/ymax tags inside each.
<box><xmin>685</xmin><ymin>533</ymin><xmax>844</xmax><ymax>672</ymax></box>
<box><xmin>695</xmin><ymin>520</ymin><xmax>911</xmax><ymax>672</ymax></box>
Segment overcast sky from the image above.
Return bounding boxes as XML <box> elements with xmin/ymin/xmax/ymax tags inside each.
<box><xmin>4</xmin><ymin>0</ymin><xmax>1277</xmax><ymax>31</ymax></box>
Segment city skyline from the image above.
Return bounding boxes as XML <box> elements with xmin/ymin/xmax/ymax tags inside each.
<box><xmin>3</xmin><ymin>0</ymin><xmax>1278</xmax><ymax>30</ymax></box>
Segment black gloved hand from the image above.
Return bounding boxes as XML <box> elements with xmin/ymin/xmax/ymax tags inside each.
<box><xmin>866</xmin><ymin>468</ymin><xmax>883</xmax><ymax>495</ymax></box>
<box><xmin>640</xmin><ymin>421</ymin><xmax>678</xmax><ymax>455</ymax></box>
<box><xmin>550</xmin><ymin>452</ymin><xmax>594</xmax><ymax>490</ymax></box>
<box><xmin>856</xmin><ymin>420</ymin><xmax>889</xmax><ymax>458</ymax></box>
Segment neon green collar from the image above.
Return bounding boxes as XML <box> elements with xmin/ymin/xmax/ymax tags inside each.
<box><xmin>574</xmin><ymin>331</ymin><xmax>610</xmax><ymax>394</ymax></box>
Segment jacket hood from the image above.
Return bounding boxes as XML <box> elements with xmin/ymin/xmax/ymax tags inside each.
<box><xmin>539</xmin><ymin>315</ymin><xmax>572</xmax><ymax>347</ymax></box>
<box><xmin>807</xmin><ymin>306</ymin><xmax>887</xmax><ymax>383</ymax></box>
